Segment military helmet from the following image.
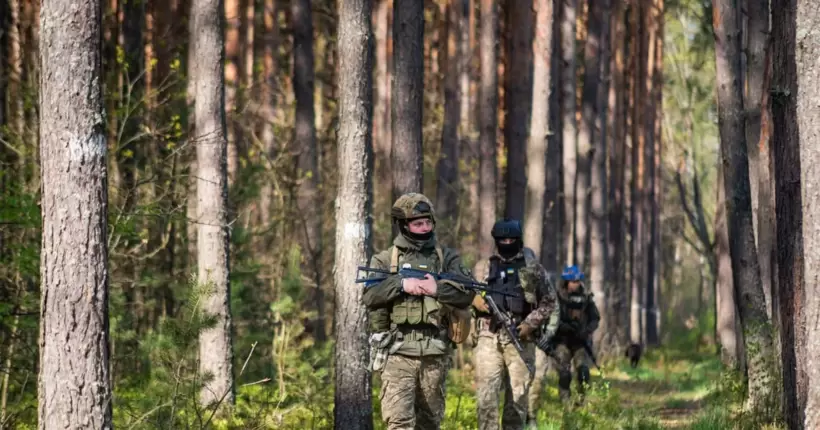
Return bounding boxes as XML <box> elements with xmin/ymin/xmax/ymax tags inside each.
<box><xmin>391</xmin><ymin>193</ymin><xmax>436</xmax><ymax>223</ymax></box>
<box><xmin>491</xmin><ymin>218</ymin><xmax>523</xmax><ymax>239</ymax></box>
<box><xmin>561</xmin><ymin>265</ymin><xmax>585</xmax><ymax>281</ymax></box>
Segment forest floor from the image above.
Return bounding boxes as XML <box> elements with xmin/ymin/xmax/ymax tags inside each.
<box><xmin>419</xmin><ymin>345</ymin><xmax>747</xmax><ymax>430</ymax></box>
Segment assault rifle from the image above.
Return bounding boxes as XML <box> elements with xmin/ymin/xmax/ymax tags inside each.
<box><xmin>356</xmin><ymin>266</ymin><xmax>520</xmax><ymax>297</ymax></box>
<box><xmin>481</xmin><ymin>294</ymin><xmax>535</xmax><ymax>374</ymax></box>
<box><xmin>583</xmin><ymin>338</ymin><xmax>600</xmax><ymax>370</ymax></box>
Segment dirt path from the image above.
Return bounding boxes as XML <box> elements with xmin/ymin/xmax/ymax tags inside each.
<box><xmin>607</xmin><ymin>373</ymin><xmax>707</xmax><ymax>428</ymax></box>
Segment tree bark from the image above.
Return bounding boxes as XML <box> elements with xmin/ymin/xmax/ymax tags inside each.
<box><xmin>771</xmin><ymin>0</ymin><xmax>804</xmax><ymax>425</ymax></box>
<box><xmin>541</xmin><ymin>0</ymin><xmax>563</xmax><ymax>272</ymax></box>
<box><xmin>745</xmin><ymin>0</ymin><xmax>775</xmax><ymax>325</ymax></box>
<box><xmin>606</xmin><ymin>0</ymin><xmax>629</xmax><ymax>353</ymax></box>
<box><xmin>391</xmin><ymin>0</ymin><xmax>424</xmax><ymax>199</ymax></box>
<box><xmin>712</xmin><ymin>0</ymin><xmax>778</xmax><ymax>413</ymax></box>
<box><xmin>373</xmin><ymin>0</ymin><xmax>392</xmax><ymax>197</ymax></box>
<box><xmin>478</xmin><ymin>0</ymin><xmax>498</xmax><ymax>258</ymax></box>
<box><xmin>793</xmin><ymin>1</ymin><xmax>820</xmax><ymax>426</ymax></box>
<box><xmin>503</xmin><ymin>0</ymin><xmax>533</xmax><ymax>221</ymax></box>
<box><xmin>576</xmin><ymin>0</ymin><xmax>604</xmax><ymax>273</ymax></box>
<box><xmin>589</xmin><ymin>0</ymin><xmax>611</xmax><ymax>346</ymax></box>
<box><xmin>629</xmin><ymin>1</ymin><xmax>645</xmax><ymax>345</ymax></box>
<box><xmin>191</xmin><ymin>0</ymin><xmax>236</xmax><ymax>408</ymax></box>
<box><xmin>257</xmin><ymin>0</ymin><xmax>278</xmax><ymax>228</ymax></box>
<box><xmin>526</xmin><ymin>0</ymin><xmax>553</xmax><ymax>257</ymax></box>
<box><xmin>38</xmin><ymin>0</ymin><xmax>113</xmax><ymax>426</ymax></box>
<box><xmin>435</xmin><ymin>0</ymin><xmax>462</xmax><ymax>241</ymax></box>
<box><xmin>334</xmin><ymin>0</ymin><xmax>374</xmax><ymax>426</ymax></box>
<box><xmin>715</xmin><ymin>161</ymin><xmax>743</xmax><ymax>368</ymax></box>
<box><xmin>559</xmin><ymin>0</ymin><xmax>578</xmax><ymax>265</ymax></box>
<box><xmin>292</xmin><ymin>0</ymin><xmax>324</xmax><ymax>342</ymax></box>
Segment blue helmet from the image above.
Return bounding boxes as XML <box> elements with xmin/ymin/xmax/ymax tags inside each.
<box><xmin>561</xmin><ymin>265</ymin><xmax>584</xmax><ymax>281</ymax></box>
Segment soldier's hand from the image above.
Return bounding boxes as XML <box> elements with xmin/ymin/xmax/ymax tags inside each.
<box><xmin>472</xmin><ymin>295</ymin><xmax>489</xmax><ymax>312</ymax></box>
<box><xmin>417</xmin><ymin>274</ymin><xmax>438</xmax><ymax>296</ymax></box>
<box><xmin>517</xmin><ymin>322</ymin><xmax>536</xmax><ymax>341</ymax></box>
<box><xmin>401</xmin><ymin>278</ymin><xmax>424</xmax><ymax>295</ymax></box>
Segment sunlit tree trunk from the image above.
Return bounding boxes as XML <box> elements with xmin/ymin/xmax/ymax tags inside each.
<box><xmin>38</xmin><ymin>0</ymin><xmax>113</xmax><ymax>426</ymax></box>
<box><xmin>191</xmin><ymin>0</ymin><xmax>236</xmax><ymax>409</ymax></box>
<box><xmin>334</xmin><ymin>0</ymin><xmax>374</xmax><ymax>426</ymax></box>
<box><xmin>559</xmin><ymin>0</ymin><xmax>578</xmax><ymax>265</ymax></box>
<box><xmin>712</xmin><ymin>0</ymin><xmax>778</xmax><ymax>413</ymax></box>
<box><xmin>527</xmin><ymin>0</ymin><xmax>553</xmax><ymax>257</ymax></box>
<box><xmin>478</xmin><ymin>0</ymin><xmax>498</xmax><ymax>258</ymax></box>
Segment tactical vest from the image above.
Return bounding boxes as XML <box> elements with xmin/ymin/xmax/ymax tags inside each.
<box><xmin>388</xmin><ymin>245</ymin><xmax>445</xmax><ymax>329</ymax></box>
<box><xmin>559</xmin><ymin>288</ymin><xmax>590</xmax><ymax>323</ymax></box>
<box><xmin>487</xmin><ymin>256</ymin><xmax>531</xmax><ymax>318</ymax></box>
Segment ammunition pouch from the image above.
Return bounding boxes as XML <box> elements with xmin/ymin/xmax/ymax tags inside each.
<box><xmin>390</xmin><ymin>295</ymin><xmax>441</xmax><ymax>325</ymax></box>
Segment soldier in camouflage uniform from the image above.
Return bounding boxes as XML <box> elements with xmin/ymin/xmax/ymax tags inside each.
<box><xmin>545</xmin><ymin>265</ymin><xmax>600</xmax><ymax>404</ymax></box>
<box><xmin>471</xmin><ymin>219</ymin><xmax>560</xmax><ymax>430</ymax></box>
<box><xmin>362</xmin><ymin>193</ymin><xmax>476</xmax><ymax>430</ymax></box>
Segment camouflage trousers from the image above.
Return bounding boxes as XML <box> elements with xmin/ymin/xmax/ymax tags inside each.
<box><xmin>379</xmin><ymin>353</ymin><xmax>451</xmax><ymax>430</ymax></box>
<box><xmin>552</xmin><ymin>342</ymin><xmax>591</xmax><ymax>401</ymax></box>
<box><xmin>526</xmin><ymin>347</ymin><xmax>551</xmax><ymax>425</ymax></box>
<box><xmin>474</xmin><ymin>331</ymin><xmax>535</xmax><ymax>430</ymax></box>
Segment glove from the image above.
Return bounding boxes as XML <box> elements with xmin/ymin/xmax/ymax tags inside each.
<box><xmin>517</xmin><ymin>322</ymin><xmax>536</xmax><ymax>341</ymax></box>
<box><xmin>472</xmin><ymin>295</ymin><xmax>489</xmax><ymax>313</ymax></box>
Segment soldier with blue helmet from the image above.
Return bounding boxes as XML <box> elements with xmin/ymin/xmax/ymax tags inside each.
<box><xmin>545</xmin><ymin>265</ymin><xmax>600</xmax><ymax>404</ymax></box>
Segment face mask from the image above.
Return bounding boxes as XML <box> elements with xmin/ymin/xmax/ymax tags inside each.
<box><xmin>496</xmin><ymin>240</ymin><xmax>522</xmax><ymax>258</ymax></box>
<box><xmin>399</xmin><ymin>220</ymin><xmax>434</xmax><ymax>243</ymax></box>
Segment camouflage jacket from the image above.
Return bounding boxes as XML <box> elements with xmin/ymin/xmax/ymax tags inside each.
<box><xmin>472</xmin><ymin>247</ymin><xmax>559</xmax><ymax>334</ymax></box>
<box><xmin>554</xmin><ymin>282</ymin><xmax>601</xmax><ymax>341</ymax></box>
<box><xmin>361</xmin><ymin>234</ymin><xmax>476</xmax><ymax>356</ymax></box>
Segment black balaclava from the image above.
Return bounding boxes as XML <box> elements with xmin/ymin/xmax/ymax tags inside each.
<box><xmin>496</xmin><ymin>238</ymin><xmax>522</xmax><ymax>259</ymax></box>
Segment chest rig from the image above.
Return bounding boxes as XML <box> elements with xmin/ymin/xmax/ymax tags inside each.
<box><xmin>487</xmin><ymin>256</ymin><xmax>531</xmax><ymax>321</ymax></box>
<box><xmin>387</xmin><ymin>245</ymin><xmax>446</xmax><ymax>335</ymax></box>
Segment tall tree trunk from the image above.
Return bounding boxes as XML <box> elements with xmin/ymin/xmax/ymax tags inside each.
<box><xmin>292</xmin><ymin>0</ymin><xmax>324</xmax><ymax>342</ymax></box>
<box><xmin>745</xmin><ymin>0</ymin><xmax>775</xmax><ymax>325</ymax></box>
<box><xmin>643</xmin><ymin>0</ymin><xmax>660</xmax><ymax>346</ymax></box>
<box><xmin>461</xmin><ymin>0</ymin><xmax>480</xmax><ymax>257</ymax></box>
<box><xmin>589</xmin><ymin>0</ymin><xmax>611</xmax><ymax>346</ymax></box>
<box><xmin>629</xmin><ymin>1</ymin><xmax>645</xmax><ymax>345</ymax></box>
<box><xmin>478</xmin><ymin>0</ymin><xmax>498</xmax><ymax>258</ymax></box>
<box><xmin>527</xmin><ymin>0</ymin><xmax>553</xmax><ymax>257</ymax></box>
<box><xmin>192</xmin><ymin>0</ymin><xmax>236</xmax><ymax>408</ymax></box>
<box><xmin>224</xmin><ymin>0</ymin><xmax>240</xmax><ymax>186</ymax></box>
<box><xmin>771</xmin><ymin>0</ymin><xmax>804</xmax><ymax>424</ymax></box>
<box><xmin>391</xmin><ymin>0</ymin><xmax>424</xmax><ymax>199</ymax></box>
<box><xmin>559</xmin><ymin>0</ymin><xmax>578</xmax><ymax>265</ymax></box>
<box><xmin>712</xmin><ymin>0</ymin><xmax>778</xmax><ymax>413</ymax></box>
<box><xmin>606</xmin><ymin>0</ymin><xmax>628</xmax><ymax>353</ymax></box>
<box><xmin>435</xmin><ymin>0</ymin><xmax>462</xmax><ymax>241</ymax></box>
<box><xmin>577</xmin><ymin>0</ymin><xmax>604</xmax><ymax>273</ymax></box>
<box><xmin>373</xmin><ymin>0</ymin><xmax>392</xmax><ymax>202</ymax></box>
<box><xmin>792</xmin><ymin>0</ymin><xmax>819</xmax><ymax>426</ymax></box>
<box><xmin>503</xmin><ymin>0</ymin><xmax>532</xmax><ymax>221</ymax></box>
<box><xmin>257</xmin><ymin>0</ymin><xmax>278</xmax><ymax>229</ymax></box>
<box><xmin>334</xmin><ymin>0</ymin><xmax>374</xmax><ymax>426</ymax></box>
<box><xmin>715</xmin><ymin>161</ymin><xmax>743</xmax><ymax>367</ymax></box>
<box><xmin>38</xmin><ymin>0</ymin><xmax>113</xmax><ymax>426</ymax></box>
